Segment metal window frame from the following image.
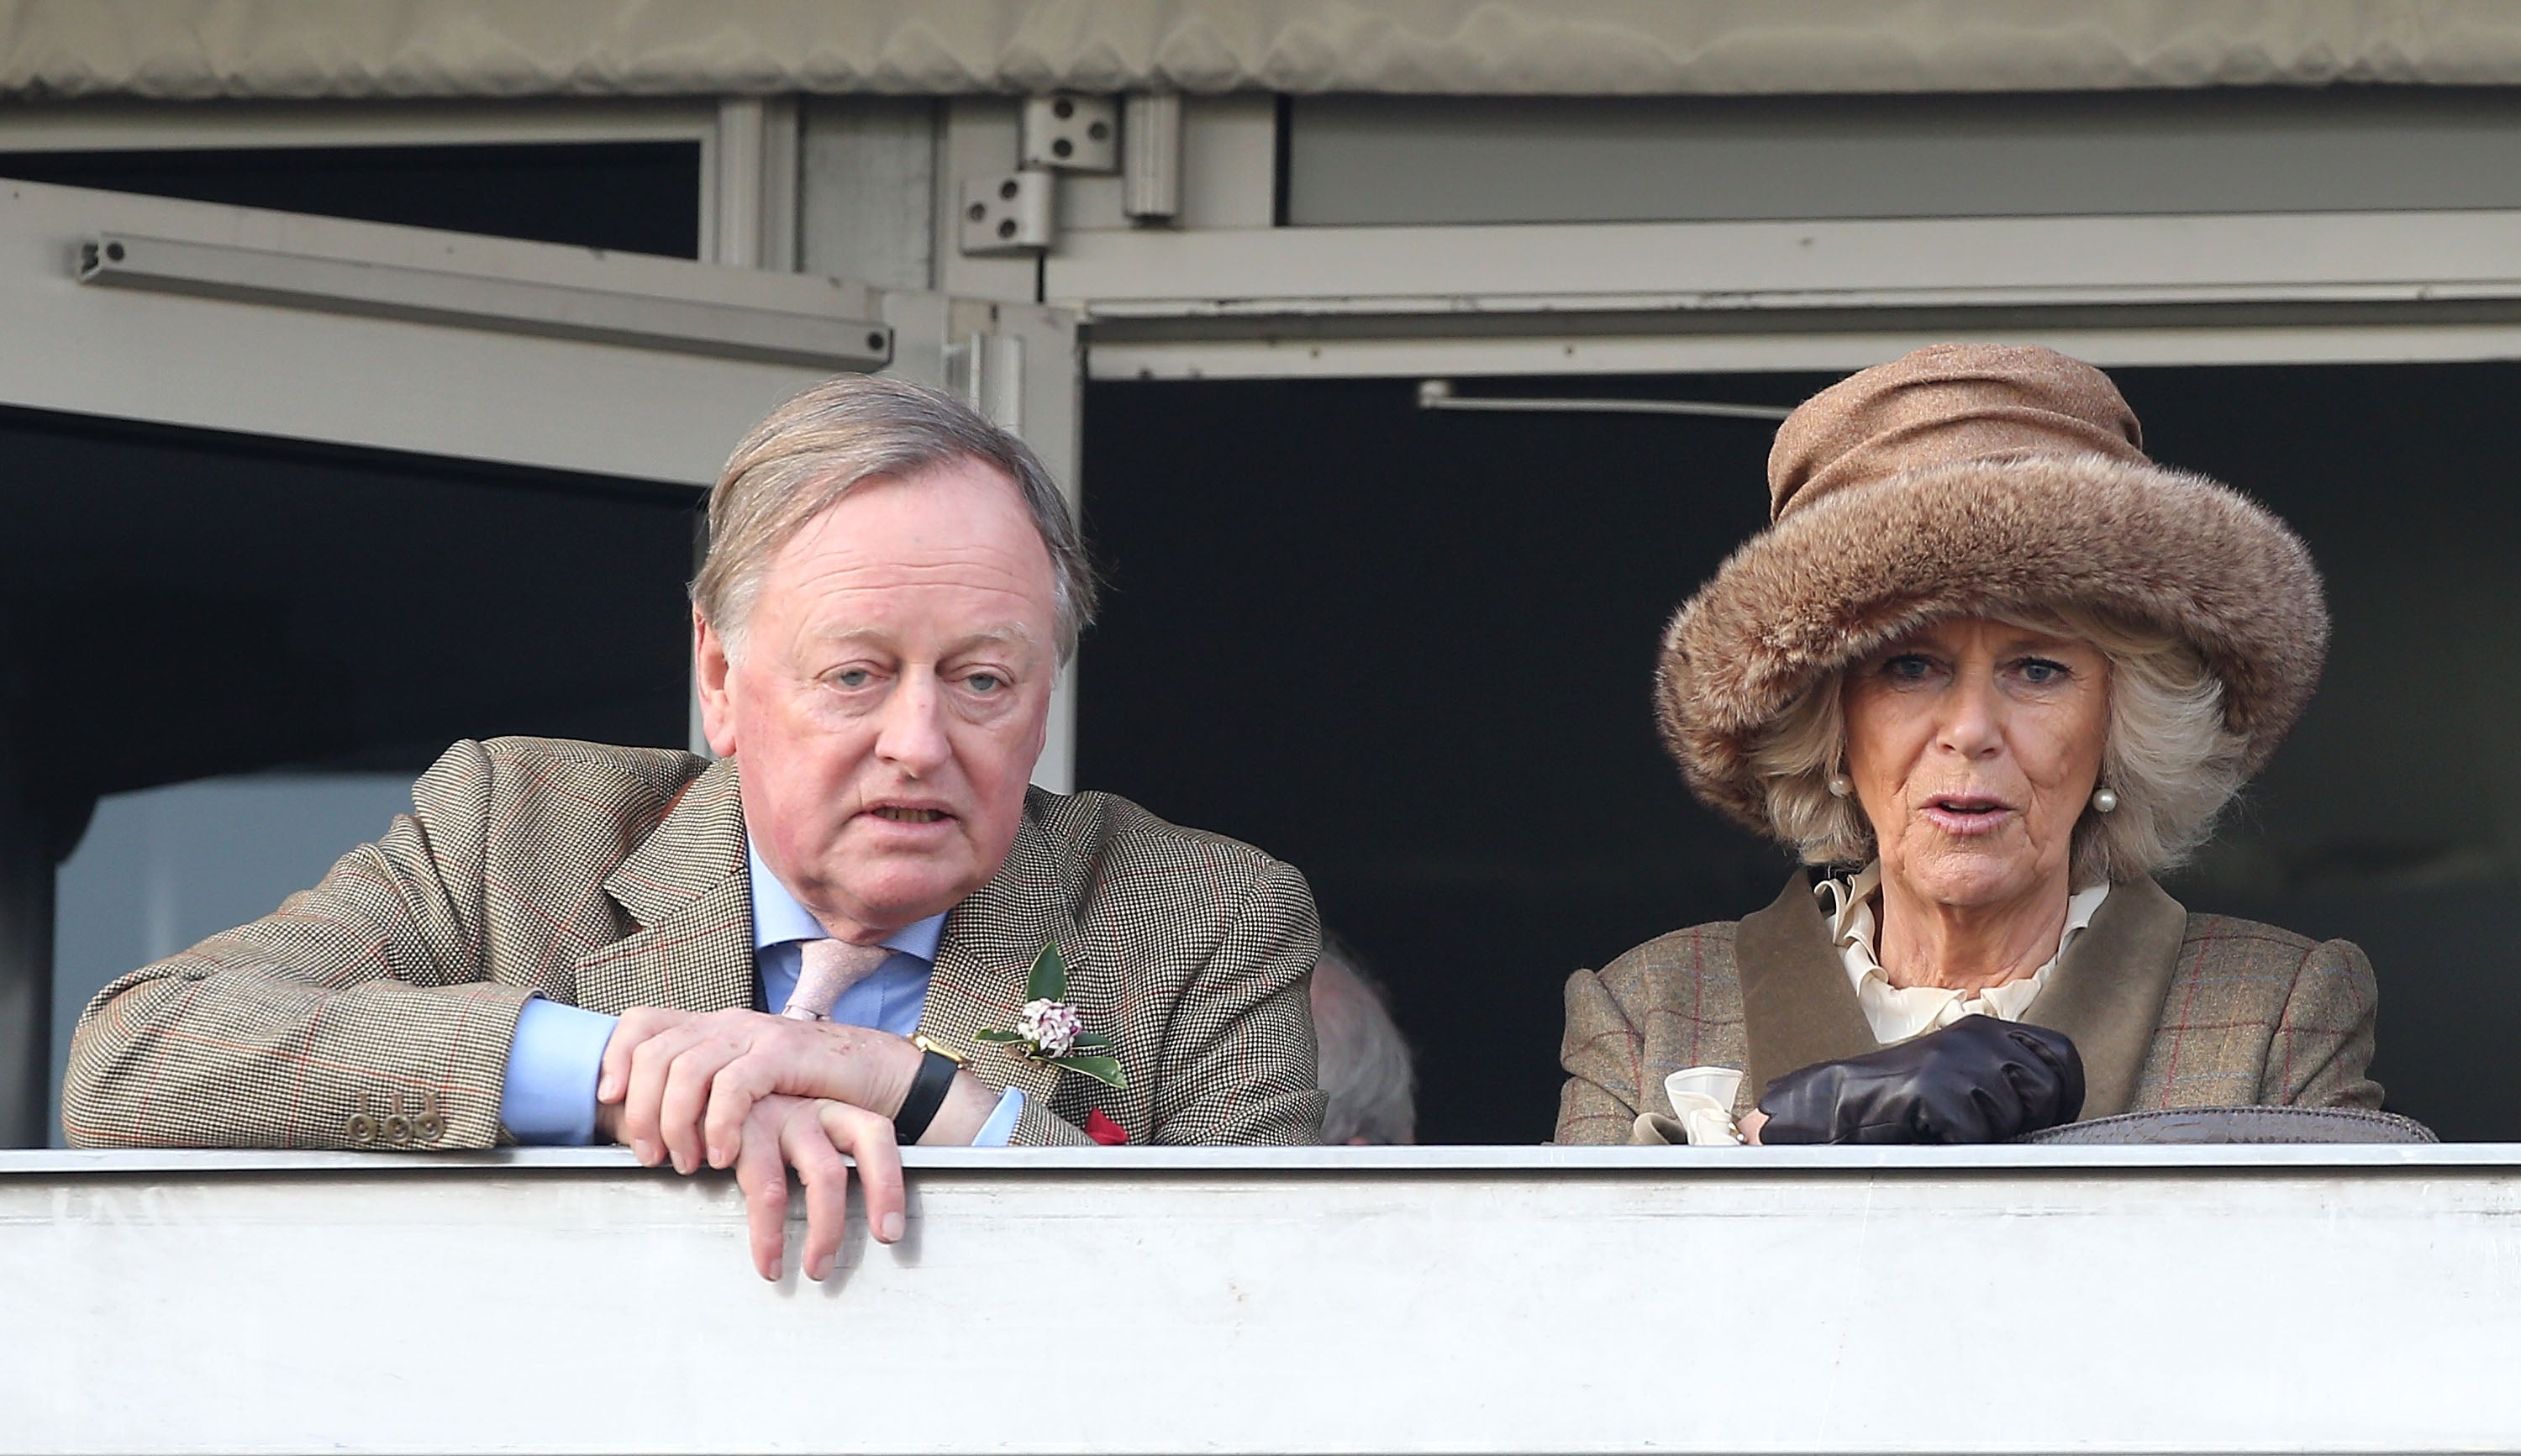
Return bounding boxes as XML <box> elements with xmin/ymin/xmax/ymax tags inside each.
<box><xmin>0</xmin><ymin>97</ymin><xmax>721</xmax><ymax>152</ymax></box>
<box><xmin>0</xmin><ymin>105</ymin><xmax>1091</xmax><ymax>1154</ymax></box>
<box><xmin>1054</xmin><ymin>208</ymin><xmax>2521</xmax><ymax>379</ymax></box>
<box><xmin>0</xmin><ymin>96</ymin><xmax>795</xmax><ymax>272</ymax></box>
<box><xmin>1033</xmin><ymin>96</ymin><xmax>2521</xmax><ymax>379</ymax></box>
<box><xmin>0</xmin><ymin>98</ymin><xmax>1086</xmax><ymax>796</ymax></box>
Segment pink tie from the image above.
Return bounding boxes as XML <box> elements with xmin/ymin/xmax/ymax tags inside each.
<box><xmin>782</xmin><ymin>938</ymin><xmax>892</xmax><ymax>1021</ymax></box>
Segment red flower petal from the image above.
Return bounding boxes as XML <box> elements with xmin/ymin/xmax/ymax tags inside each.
<box><xmin>1084</xmin><ymin>1109</ymin><xmax>1129</xmax><ymax>1146</ymax></box>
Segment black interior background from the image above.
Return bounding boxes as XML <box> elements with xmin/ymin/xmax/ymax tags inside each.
<box><xmin>0</xmin><ymin>408</ymin><xmax>697</xmax><ymax>807</ymax></box>
<box><xmin>0</xmin><ymin>141</ymin><xmax>702</xmax><ymax>257</ymax></box>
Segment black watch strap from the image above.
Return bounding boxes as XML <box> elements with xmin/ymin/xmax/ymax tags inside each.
<box><xmin>893</xmin><ymin>1044</ymin><xmax>961</xmax><ymax>1144</ymax></box>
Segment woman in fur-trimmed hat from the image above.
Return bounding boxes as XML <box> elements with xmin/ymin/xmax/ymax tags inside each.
<box><xmin>1558</xmin><ymin>343</ymin><xmax>2382</xmax><ymax>1147</ymax></box>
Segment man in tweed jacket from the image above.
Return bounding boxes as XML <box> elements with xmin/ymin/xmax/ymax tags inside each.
<box><xmin>65</xmin><ymin>376</ymin><xmax>1324</xmax><ymax>1278</ymax></box>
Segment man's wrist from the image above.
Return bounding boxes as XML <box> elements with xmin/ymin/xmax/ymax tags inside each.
<box><xmin>920</xmin><ymin>1070</ymin><xmax>1001</xmax><ymax>1146</ymax></box>
<box><xmin>891</xmin><ymin>1040</ymin><xmax>962</xmax><ymax>1143</ymax></box>
<box><xmin>873</xmin><ymin>1032</ymin><xmax>928</xmax><ymax>1119</ymax></box>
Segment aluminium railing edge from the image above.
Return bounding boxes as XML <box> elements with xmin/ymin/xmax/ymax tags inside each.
<box><xmin>2</xmin><ymin>1140</ymin><xmax>2508</xmax><ymax>1178</ymax></box>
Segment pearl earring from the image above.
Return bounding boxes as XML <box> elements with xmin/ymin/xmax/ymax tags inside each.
<box><xmin>2092</xmin><ymin>786</ymin><xmax>2119</xmax><ymax>814</ymax></box>
<box><xmin>1827</xmin><ymin>773</ymin><xmax>1853</xmax><ymax>798</ymax></box>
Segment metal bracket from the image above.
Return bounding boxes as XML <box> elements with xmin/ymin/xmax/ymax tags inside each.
<box><xmin>959</xmin><ymin>173</ymin><xmax>1055</xmax><ymax>255</ymax></box>
<box><xmin>1022</xmin><ymin>93</ymin><xmax>1119</xmax><ymax>173</ymax></box>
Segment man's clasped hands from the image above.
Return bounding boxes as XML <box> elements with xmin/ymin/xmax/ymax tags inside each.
<box><xmin>594</xmin><ymin>1008</ymin><xmax>943</xmax><ymax>1283</ymax></box>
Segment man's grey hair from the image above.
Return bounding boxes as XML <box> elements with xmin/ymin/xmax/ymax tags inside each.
<box><xmin>1747</xmin><ymin>603</ymin><xmax>2250</xmax><ymax>885</ymax></box>
<box><xmin>690</xmin><ymin>375</ymin><xmax>1097</xmax><ymax>660</ymax></box>
<box><xmin>1312</xmin><ymin>933</ymin><xmax>1418</xmax><ymax>1145</ymax></box>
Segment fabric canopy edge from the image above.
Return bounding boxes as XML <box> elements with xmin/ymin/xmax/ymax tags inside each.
<box><xmin>7</xmin><ymin>1</ymin><xmax>2521</xmax><ymax>101</ymax></box>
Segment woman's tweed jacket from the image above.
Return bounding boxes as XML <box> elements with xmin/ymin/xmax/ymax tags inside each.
<box><xmin>64</xmin><ymin>737</ymin><xmax>1325</xmax><ymax>1150</ymax></box>
<box><xmin>1558</xmin><ymin>872</ymin><xmax>2381</xmax><ymax>1143</ymax></box>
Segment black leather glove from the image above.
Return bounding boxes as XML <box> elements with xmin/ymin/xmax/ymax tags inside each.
<box><xmin>1756</xmin><ymin>1015</ymin><xmax>2085</xmax><ymax>1144</ymax></box>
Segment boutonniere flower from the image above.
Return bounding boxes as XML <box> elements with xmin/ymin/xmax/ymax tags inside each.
<box><xmin>975</xmin><ymin>940</ymin><xmax>1127</xmax><ymax>1090</ymax></box>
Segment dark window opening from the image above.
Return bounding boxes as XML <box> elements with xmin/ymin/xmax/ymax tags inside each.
<box><xmin>1081</xmin><ymin>364</ymin><xmax>2521</xmax><ymax>1143</ymax></box>
<box><xmin>0</xmin><ymin>141</ymin><xmax>702</xmax><ymax>258</ymax></box>
<box><xmin>0</xmin><ymin>403</ymin><xmax>697</xmax><ymax>796</ymax></box>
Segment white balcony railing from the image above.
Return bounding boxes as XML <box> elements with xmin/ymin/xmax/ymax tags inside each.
<box><xmin>5</xmin><ymin>1143</ymin><xmax>2516</xmax><ymax>1453</ymax></box>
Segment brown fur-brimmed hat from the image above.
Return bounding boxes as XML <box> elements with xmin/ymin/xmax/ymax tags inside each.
<box><xmin>1657</xmin><ymin>342</ymin><xmax>2328</xmax><ymax>838</ymax></box>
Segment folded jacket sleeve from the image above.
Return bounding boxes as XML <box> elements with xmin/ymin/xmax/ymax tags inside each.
<box><xmin>2264</xmin><ymin>938</ymin><xmax>2384</xmax><ymax>1110</ymax></box>
<box><xmin>1558</xmin><ymin>965</ymin><xmax>1647</xmax><ymax>1145</ymax></box>
<box><xmin>61</xmin><ymin>740</ymin><xmax>532</xmax><ymax>1151</ymax></box>
<box><xmin>1150</xmin><ymin>856</ymin><xmax>1326</xmax><ymax>1145</ymax></box>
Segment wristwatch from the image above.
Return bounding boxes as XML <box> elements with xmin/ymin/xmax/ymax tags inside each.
<box><xmin>893</xmin><ymin>1034</ymin><xmax>965</xmax><ymax>1144</ymax></box>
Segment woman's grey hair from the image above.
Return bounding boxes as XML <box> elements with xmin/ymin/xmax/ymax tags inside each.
<box><xmin>1747</xmin><ymin>604</ymin><xmax>2250</xmax><ymax>884</ymax></box>
<box><xmin>690</xmin><ymin>375</ymin><xmax>1097</xmax><ymax>661</ymax></box>
<box><xmin>1312</xmin><ymin>934</ymin><xmax>1418</xmax><ymax>1146</ymax></box>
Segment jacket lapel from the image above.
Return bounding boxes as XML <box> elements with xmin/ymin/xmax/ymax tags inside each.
<box><xmin>916</xmin><ymin>796</ymin><xmax>1074</xmax><ymax>1110</ymax></box>
<box><xmin>2023</xmin><ymin>875</ymin><xmax>2187</xmax><ymax>1118</ymax></box>
<box><xmin>1739</xmin><ymin>870</ymin><xmax>1882</xmax><ymax>1100</ymax></box>
<box><xmin>573</xmin><ymin>756</ymin><xmax>756</xmax><ymax>1017</ymax></box>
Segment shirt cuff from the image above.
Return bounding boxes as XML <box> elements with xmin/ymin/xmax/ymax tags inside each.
<box><xmin>971</xmin><ymin>1086</ymin><xmax>1025</xmax><ymax>1148</ymax></box>
<box><xmin>498</xmin><ymin>998</ymin><xmax>618</xmax><ymax>1145</ymax></box>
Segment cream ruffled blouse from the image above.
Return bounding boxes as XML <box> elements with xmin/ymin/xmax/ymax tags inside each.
<box><xmin>1658</xmin><ymin>864</ymin><xmax>2109</xmax><ymax>1146</ymax></box>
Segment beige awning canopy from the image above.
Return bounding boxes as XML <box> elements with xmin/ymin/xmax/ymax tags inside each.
<box><xmin>6</xmin><ymin>0</ymin><xmax>2521</xmax><ymax>102</ymax></box>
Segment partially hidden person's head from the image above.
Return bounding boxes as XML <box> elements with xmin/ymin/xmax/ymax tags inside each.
<box><xmin>691</xmin><ymin>376</ymin><xmax>1097</xmax><ymax>934</ymax></box>
<box><xmin>1656</xmin><ymin>343</ymin><xmax>2328</xmax><ymax>896</ymax></box>
<box><xmin>1312</xmin><ymin>933</ymin><xmax>1417</xmax><ymax>1145</ymax></box>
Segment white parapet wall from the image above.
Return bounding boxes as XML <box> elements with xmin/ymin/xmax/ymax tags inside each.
<box><xmin>4</xmin><ymin>1143</ymin><xmax>2518</xmax><ymax>1454</ymax></box>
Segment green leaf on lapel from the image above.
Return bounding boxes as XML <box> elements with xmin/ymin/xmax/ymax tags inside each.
<box><xmin>1050</xmin><ymin>1054</ymin><xmax>1126</xmax><ymax>1090</ymax></box>
<box><xmin>971</xmin><ymin>1028</ymin><xmax>1027</xmax><ymax>1043</ymax></box>
<box><xmin>1026</xmin><ymin>939</ymin><xmax>1068</xmax><ymax>1002</ymax></box>
<box><xmin>1070</xmin><ymin>1032</ymin><xmax>1113</xmax><ymax>1050</ymax></box>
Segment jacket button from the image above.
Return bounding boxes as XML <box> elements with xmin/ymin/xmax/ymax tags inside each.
<box><xmin>347</xmin><ymin>1114</ymin><xmax>377</xmax><ymax>1145</ymax></box>
<box><xmin>413</xmin><ymin>1112</ymin><xmax>446</xmax><ymax>1144</ymax></box>
<box><xmin>383</xmin><ymin>1115</ymin><xmax>413</xmax><ymax>1145</ymax></box>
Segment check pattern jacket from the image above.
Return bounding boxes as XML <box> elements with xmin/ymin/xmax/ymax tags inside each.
<box><xmin>64</xmin><ymin>738</ymin><xmax>1326</xmax><ymax>1150</ymax></box>
<box><xmin>1558</xmin><ymin>872</ymin><xmax>2382</xmax><ymax>1144</ymax></box>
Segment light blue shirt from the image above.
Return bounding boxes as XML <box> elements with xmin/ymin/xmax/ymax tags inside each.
<box><xmin>498</xmin><ymin>840</ymin><xmax>1024</xmax><ymax>1147</ymax></box>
